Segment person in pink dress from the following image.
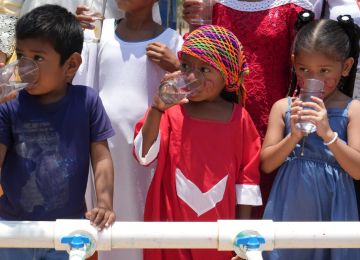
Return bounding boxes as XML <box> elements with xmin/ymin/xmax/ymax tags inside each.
<box><xmin>134</xmin><ymin>25</ymin><xmax>262</xmax><ymax>260</ymax></box>
<box><xmin>183</xmin><ymin>0</ymin><xmax>313</xmax><ymax>218</ymax></box>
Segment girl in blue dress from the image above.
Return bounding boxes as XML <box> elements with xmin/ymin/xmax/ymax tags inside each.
<box><xmin>262</xmin><ymin>11</ymin><xmax>360</xmax><ymax>260</ymax></box>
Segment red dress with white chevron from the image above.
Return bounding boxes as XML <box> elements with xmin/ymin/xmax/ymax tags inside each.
<box><xmin>134</xmin><ymin>104</ymin><xmax>262</xmax><ymax>260</ymax></box>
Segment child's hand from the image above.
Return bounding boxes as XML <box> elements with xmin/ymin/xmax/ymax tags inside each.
<box><xmin>146</xmin><ymin>42</ymin><xmax>180</xmax><ymax>72</ymax></box>
<box><xmin>152</xmin><ymin>71</ymin><xmax>190</xmax><ymax>111</ymax></box>
<box><xmin>289</xmin><ymin>98</ymin><xmax>306</xmax><ymax>140</ymax></box>
<box><xmin>85</xmin><ymin>207</ymin><xmax>116</xmax><ymax>231</ymax></box>
<box><xmin>75</xmin><ymin>5</ymin><xmax>96</xmax><ymax>30</ymax></box>
<box><xmin>231</xmin><ymin>256</ymin><xmax>245</xmax><ymax>260</ymax></box>
<box><xmin>299</xmin><ymin>96</ymin><xmax>333</xmax><ymax>140</ymax></box>
<box><xmin>0</xmin><ymin>62</ymin><xmax>17</xmax><ymax>103</ymax></box>
<box><xmin>0</xmin><ymin>51</ymin><xmax>6</xmax><ymax>64</ymax></box>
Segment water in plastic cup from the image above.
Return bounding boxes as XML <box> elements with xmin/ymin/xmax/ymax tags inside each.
<box><xmin>295</xmin><ymin>78</ymin><xmax>325</xmax><ymax>134</ymax></box>
<box><xmin>84</xmin><ymin>0</ymin><xmax>107</xmax><ymax>42</ymax></box>
<box><xmin>189</xmin><ymin>0</ymin><xmax>214</xmax><ymax>26</ymax></box>
<box><xmin>159</xmin><ymin>73</ymin><xmax>203</xmax><ymax>104</ymax></box>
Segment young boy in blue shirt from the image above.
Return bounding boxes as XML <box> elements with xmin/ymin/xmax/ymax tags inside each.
<box><xmin>0</xmin><ymin>4</ymin><xmax>115</xmax><ymax>259</ymax></box>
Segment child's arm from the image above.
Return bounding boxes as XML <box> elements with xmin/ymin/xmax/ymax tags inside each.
<box><xmin>146</xmin><ymin>42</ymin><xmax>180</xmax><ymax>72</ymax></box>
<box><xmin>261</xmin><ymin>98</ymin><xmax>304</xmax><ymax>173</ymax></box>
<box><xmin>236</xmin><ymin>205</ymin><xmax>251</xmax><ymax>219</ymax></box>
<box><xmin>86</xmin><ymin>140</ymin><xmax>115</xmax><ymax>230</ymax></box>
<box><xmin>141</xmin><ymin>104</ymin><xmax>164</xmax><ymax>158</ymax></box>
<box><xmin>302</xmin><ymin>98</ymin><xmax>360</xmax><ymax>179</ymax></box>
<box><xmin>141</xmin><ymin>72</ymin><xmax>188</xmax><ymax>157</ymax></box>
<box><xmin>0</xmin><ymin>143</ymin><xmax>7</xmax><ymax>169</ymax></box>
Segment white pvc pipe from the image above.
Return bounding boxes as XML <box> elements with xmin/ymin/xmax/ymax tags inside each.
<box><xmin>111</xmin><ymin>222</ymin><xmax>218</xmax><ymax>249</ymax></box>
<box><xmin>273</xmin><ymin>222</ymin><xmax>360</xmax><ymax>248</ymax></box>
<box><xmin>0</xmin><ymin>221</ymin><xmax>54</xmax><ymax>248</ymax></box>
<box><xmin>1</xmin><ymin>220</ymin><xmax>360</xmax><ymax>251</ymax></box>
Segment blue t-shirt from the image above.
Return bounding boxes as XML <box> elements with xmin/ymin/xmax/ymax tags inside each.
<box><xmin>0</xmin><ymin>85</ymin><xmax>114</xmax><ymax>220</ymax></box>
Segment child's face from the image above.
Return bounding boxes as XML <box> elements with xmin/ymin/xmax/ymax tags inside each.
<box><xmin>16</xmin><ymin>38</ymin><xmax>77</xmax><ymax>102</ymax></box>
<box><xmin>115</xmin><ymin>0</ymin><xmax>155</xmax><ymax>12</ymax></box>
<box><xmin>180</xmin><ymin>54</ymin><xmax>225</xmax><ymax>102</ymax></box>
<box><xmin>293</xmin><ymin>50</ymin><xmax>354</xmax><ymax>97</ymax></box>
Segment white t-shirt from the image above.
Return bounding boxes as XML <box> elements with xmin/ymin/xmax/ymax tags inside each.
<box><xmin>93</xmin><ymin>19</ymin><xmax>183</xmax><ymax>260</ymax></box>
<box><xmin>18</xmin><ymin>0</ymin><xmax>162</xmax><ymax>22</ymax></box>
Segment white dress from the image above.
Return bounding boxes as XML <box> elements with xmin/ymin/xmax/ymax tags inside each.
<box><xmin>92</xmin><ymin>19</ymin><xmax>183</xmax><ymax>260</ymax></box>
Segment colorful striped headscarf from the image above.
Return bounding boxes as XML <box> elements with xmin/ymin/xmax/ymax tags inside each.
<box><xmin>178</xmin><ymin>25</ymin><xmax>249</xmax><ymax>105</ymax></box>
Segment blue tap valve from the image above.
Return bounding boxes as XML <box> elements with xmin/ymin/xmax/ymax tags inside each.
<box><xmin>235</xmin><ymin>235</ymin><xmax>265</xmax><ymax>249</ymax></box>
<box><xmin>61</xmin><ymin>235</ymin><xmax>91</xmax><ymax>249</ymax></box>
<box><xmin>234</xmin><ymin>231</ymin><xmax>265</xmax><ymax>249</ymax></box>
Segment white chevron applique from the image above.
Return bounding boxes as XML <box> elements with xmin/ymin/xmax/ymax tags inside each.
<box><xmin>175</xmin><ymin>168</ymin><xmax>228</xmax><ymax>216</ymax></box>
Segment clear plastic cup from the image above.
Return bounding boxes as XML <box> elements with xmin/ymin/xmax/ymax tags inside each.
<box><xmin>189</xmin><ymin>0</ymin><xmax>215</xmax><ymax>26</ymax></box>
<box><xmin>84</xmin><ymin>0</ymin><xmax>107</xmax><ymax>42</ymax></box>
<box><xmin>159</xmin><ymin>72</ymin><xmax>203</xmax><ymax>104</ymax></box>
<box><xmin>295</xmin><ymin>78</ymin><xmax>325</xmax><ymax>134</ymax></box>
<box><xmin>0</xmin><ymin>57</ymin><xmax>39</xmax><ymax>98</ymax></box>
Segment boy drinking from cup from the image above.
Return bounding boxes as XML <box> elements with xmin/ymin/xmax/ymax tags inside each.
<box><xmin>0</xmin><ymin>5</ymin><xmax>115</xmax><ymax>260</ymax></box>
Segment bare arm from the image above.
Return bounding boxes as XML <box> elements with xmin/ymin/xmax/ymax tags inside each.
<box><xmin>260</xmin><ymin>98</ymin><xmax>304</xmax><ymax>173</ymax></box>
<box><xmin>142</xmin><ymin>72</ymin><xmax>189</xmax><ymax>157</ymax></box>
<box><xmin>0</xmin><ymin>144</ymin><xmax>7</xmax><ymax>195</ymax></box>
<box><xmin>236</xmin><ymin>205</ymin><xmax>251</xmax><ymax>219</ymax></box>
<box><xmin>141</xmin><ymin>106</ymin><xmax>163</xmax><ymax>157</ymax></box>
<box><xmin>319</xmin><ymin>100</ymin><xmax>360</xmax><ymax>179</ymax></box>
<box><xmin>86</xmin><ymin>140</ymin><xmax>115</xmax><ymax>230</ymax></box>
<box><xmin>0</xmin><ymin>143</ymin><xmax>7</xmax><ymax>170</ymax></box>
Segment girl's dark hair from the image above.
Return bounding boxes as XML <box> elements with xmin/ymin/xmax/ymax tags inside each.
<box><xmin>289</xmin><ymin>11</ymin><xmax>360</xmax><ymax>97</ymax></box>
<box><xmin>16</xmin><ymin>4</ymin><xmax>84</xmax><ymax>65</ymax></box>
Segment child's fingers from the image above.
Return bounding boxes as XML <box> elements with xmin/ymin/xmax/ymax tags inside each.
<box><xmin>75</xmin><ymin>5</ymin><xmax>90</xmax><ymax>15</ymax></box>
<box><xmin>91</xmin><ymin>208</ymin><xmax>106</xmax><ymax>227</ymax></box>
<box><xmin>98</xmin><ymin>211</ymin><xmax>116</xmax><ymax>230</ymax></box>
<box><xmin>85</xmin><ymin>210</ymin><xmax>95</xmax><ymax>222</ymax></box>
<box><xmin>301</xmin><ymin>101</ymin><xmax>322</xmax><ymax>112</ymax></box>
<box><xmin>161</xmin><ymin>71</ymin><xmax>182</xmax><ymax>82</ymax></box>
<box><xmin>0</xmin><ymin>91</ymin><xmax>17</xmax><ymax>103</ymax></box>
<box><xmin>146</xmin><ymin>50</ymin><xmax>162</xmax><ymax>60</ymax></box>
<box><xmin>147</xmin><ymin>42</ymin><xmax>165</xmax><ymax>50</ymax></box>
<box><xmin>309</xmin><ymin>96</ymin><xmax>325</xmax><ymax>109</ymax></box>
<box><xmin>105</xmin><ymin>211</ymin><xmax>116</xmax><ymax>227</ymax></box>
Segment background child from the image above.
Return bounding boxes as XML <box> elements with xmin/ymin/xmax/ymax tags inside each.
<box><xmin>183</xmin><ymin>0</ymin><xmax>313</xmax><ymax>219</ymax></box>
<box><xmin>134</xmin><ymin>25</ymin><xmax>262</xmax><ymax>260</ymax></box>
<box><xmin>0</xmin><ymin>5</ymin><xmax>115</xmax><ymax>259</ymax></box>
<box><xmin>261</xmin><ymin>12</ymin><xmax>360</xmax><ymax>259</ymax></box>
<box><xmin>76</xmin><ymin>1</ymin><xmax>183</xmax><ymax>260</ymax></box>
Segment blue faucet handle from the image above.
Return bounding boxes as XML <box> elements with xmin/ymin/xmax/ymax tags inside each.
<box><xmin>61</xmin><ymin>235</ymin><xmax>91</xmax><ymax>249</ymax></box>
<box><xmin>234</xmin><ymin>233</ymin><xmax>265</xmax><ymax>249</ymax></box>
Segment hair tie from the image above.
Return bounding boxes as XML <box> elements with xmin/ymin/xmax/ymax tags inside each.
<box><xmin>337</xmin><ymin>15</ymin><xmax>360</xmax><ymax>58</ymax></box>
<box><xmin>295</xmin><ymin>10</ymin><xmax>314</xmax><ymax>32</ymax></box>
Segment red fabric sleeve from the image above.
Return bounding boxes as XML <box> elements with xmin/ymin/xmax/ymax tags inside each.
<box><xmin>133</xmin><ymin>108</ymin><xmax>171</xmax><ymax>166</ymax></box>
<box><xmin>237</xmin><ymin>109</ymin><xmax>261</xmax><ymax>185</ymax></box>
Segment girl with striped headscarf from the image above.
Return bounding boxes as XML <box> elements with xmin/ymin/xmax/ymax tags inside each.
<box><xmin>133</xmin><ymin>25</ymin><xmax>262</xmax><ymax>260</ymax></box>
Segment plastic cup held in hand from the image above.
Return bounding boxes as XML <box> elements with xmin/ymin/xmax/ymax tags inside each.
<box><xmin>189</xmin><ymin>0</ymin><xmax>215</xmax><ymax>26</ymax></box>
<box><xmin>0</xmin><ymin>57</ymin><xmax>39</xmax><ymax>98</ymax></box>
<box><xmin>84</xmin><ymin>0</ymin><xmax>107</xmax><ymax>42</ymax></box>
<box><xmin>159</xmin><ymin>72</ymin><xmax>203</xmax><ymax>104</ymax></box>
<box><xmin>295</xmin><ymin>78</ymin><xmax>325</xmax><ymax>134</ymax></box>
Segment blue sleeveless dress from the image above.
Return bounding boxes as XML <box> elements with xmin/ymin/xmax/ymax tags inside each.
<box><xmin>263</xmin><ymin>98</ymin><xmax>360</xmax><ymax>260</ymax></box>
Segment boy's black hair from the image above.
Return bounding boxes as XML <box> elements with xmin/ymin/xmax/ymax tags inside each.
<box><xmin>289</xmin><ymin>11</ymin><xmax>360</xmax><ymax>98</ymax></box>
<box><xmin>16</xmin><ymin>4</ymin><xmax>84</xmax><ymax>65</ymax></box>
